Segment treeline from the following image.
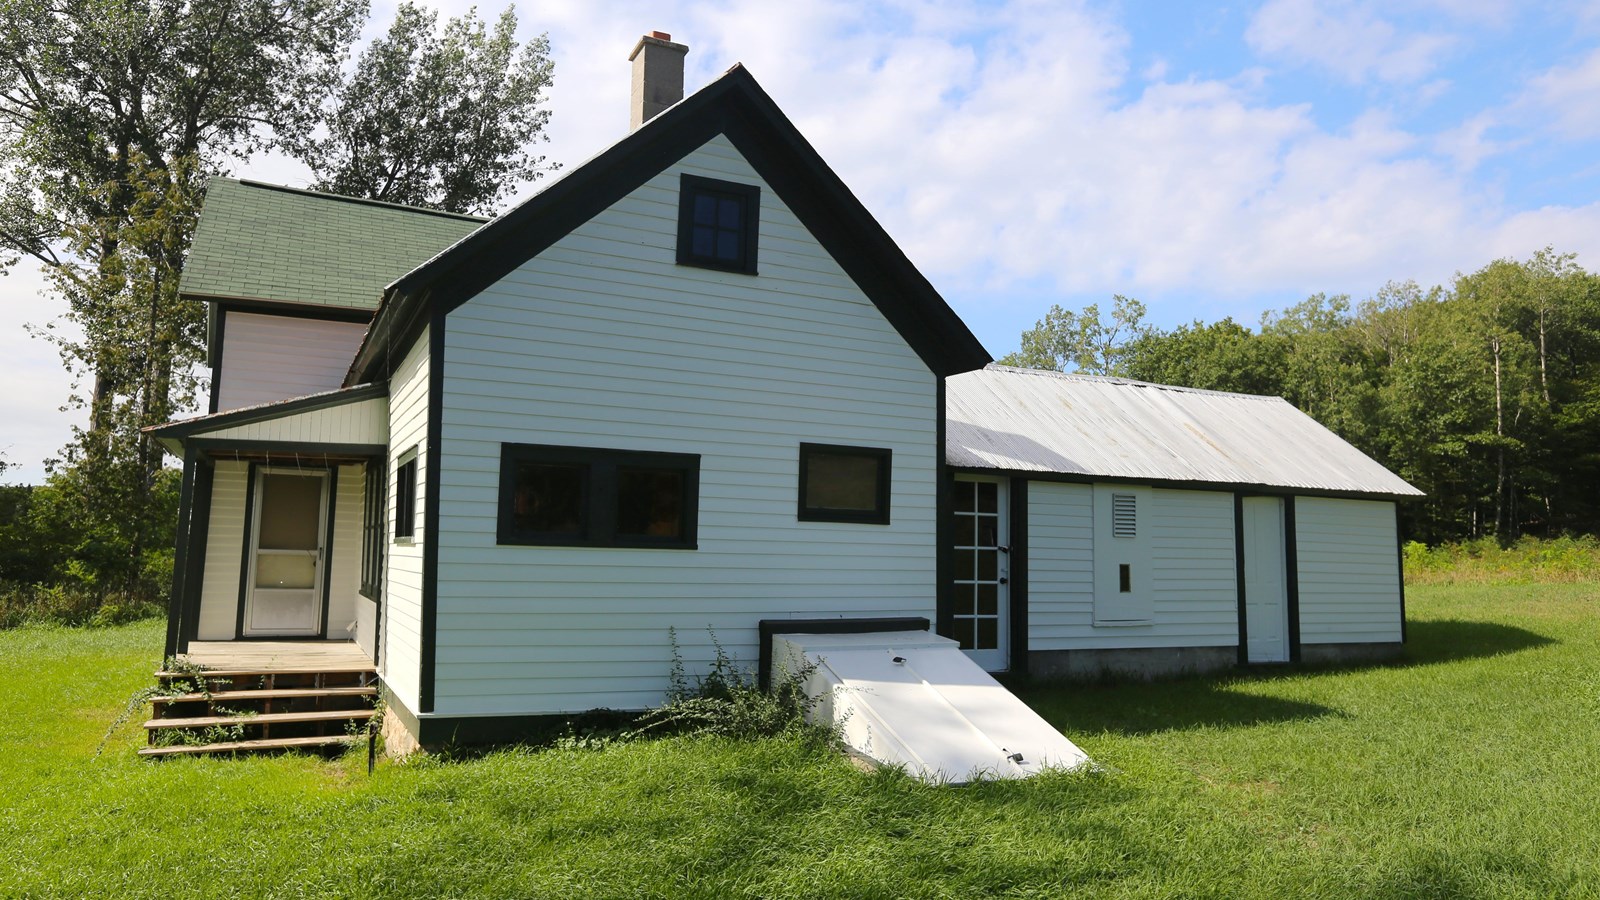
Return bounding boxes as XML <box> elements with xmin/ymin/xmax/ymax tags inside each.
<box><xmin>1001</xmin><ymin>249</ymin><xmax>1600</xmax><ymax>544</ymax></box>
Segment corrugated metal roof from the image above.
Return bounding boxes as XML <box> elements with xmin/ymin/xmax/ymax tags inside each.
<box><xmin>181</xmin><ymin>179</ymin><xmax>487</xmax><ymax>311</ymax></box>
<box><xmin>947</xmin><ymin>366</ymin><xmax>1422</xmax><ymax>497</ymax></box>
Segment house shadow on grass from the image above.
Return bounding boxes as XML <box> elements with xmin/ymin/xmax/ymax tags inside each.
<box><xmin>1400</xmin><ymin>618</ymin><xmax>1556</xmax><ymax>667</ymax></box>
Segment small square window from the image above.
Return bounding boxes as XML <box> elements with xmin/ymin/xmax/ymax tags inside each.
<box><xmin>798</xmin><ymin>443</ymin><xmax>891</xmax><ymax>524</ymax></box>
<box><xmin>677</xmin><ymin>174</ymin><xmax>759</xmax><ymax>274</ymax></box>
<box><xmin>394</xmin><ymin>448</ymin><xmax>418</xmax><ymax>541</ymax></box>
<box><xmin>497</xmin><ymin>444</ymin><xmax>698</xmax><ymax>549</ymax></box>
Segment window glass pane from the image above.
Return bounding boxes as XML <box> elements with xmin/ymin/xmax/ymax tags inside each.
<box><xmin>976</xmin><ymin>618</ymin><xmax>998</xmax><ymax>650</ymax></box>
<box><xmin>954</xmin><ymin>515</ymin><xmax>976</xmax><ymax>547</ymax></box>
<box><xmin>975</xmin><ymin>516</ymin><xmax>998</xmax><ymax>547</ymax></box>
<box><xmin>805</xmin><ymin>451</ymin><xmax>879</xmax><ymax>511</ymax></box>
<box><xmin>513</xmin><ymin>462</ymin><xmax>585</xmax><ymax>535</ymax></box>
<box><xmin>259</xmin><ymin>474</ymin><xmax>321</xmax><ymax>550</ymax></box>
<box><xmin>256</xmin><ymin>552</ymin><xmax>316</xmax><ymax>590</ymax></box>
<box><xmin>694</xmin><ymin>193</ymin><xmax>718</xmax><ymax>225</ymax></box>
<box><xmin>977</xmin><ymin>481</ymin><xmax>998</xmax><ymax>513</ymax></box>
<box><xmin>717</xmin><ymin>197</ymin><xmax>742</xmax><ymax>229</ymax></box>
<box><xmin>715</xmin><ymin>229</ymin><xmax>741</xmax><ymax>261</ymax></box>
<box><xmin>976</xmin><ymin>549</ymin><xmax>998</xmax><ymax>582</ymax></box>
<box><xmin>692</xmin><ymin>225</ymin><xmax>715</xmax><ymax>257</ymax></box>
<box><xmin>952</xmin><ymin>618</ymin><xmax>975</xmax><ymax>650</ymax></box>
<box><xmin>953</xmin><ymin>549</ymin><xmax>976</xmax><ymax>580</ymax></box>
<box><xmin>616</xmin><ymin>467</ymin><xmax>685</xmax><ymax>539</ymax></box>
<box><xmin>953</xmin><ymin>481</ymin><xmax>976</xmax><ymax>513</ymax></box>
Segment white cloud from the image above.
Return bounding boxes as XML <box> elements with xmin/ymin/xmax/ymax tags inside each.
<box><xmin>1245</xmin><ymin>0</ymin><xmax>1457</xmax><ymax>84</ymax></box>
<box><xmin>1521</xmin><ymin>47</ymin><xmax>1600</xmax><ymax>140</ymax></box>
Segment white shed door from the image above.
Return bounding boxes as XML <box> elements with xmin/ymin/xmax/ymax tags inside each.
<box><xmin>244</xmin><ymin>470</ymin><xmax>328</xmax><ymax>636</ymax></box>
<box><xmin>952</xmin><ymin>477</ymin><xmax>1009</xmax><ymax>672</ymax></box>
<box><xmin>1242</xmin><ymin>497</ymin><xmax>1290</xmax><ymax>663</ymax></box>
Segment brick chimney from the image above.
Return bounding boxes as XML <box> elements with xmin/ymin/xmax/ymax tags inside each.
<box><xmin>629</xmin><ymin>31</ymin><xmax>689</xmax><ymax>130</ymax></box>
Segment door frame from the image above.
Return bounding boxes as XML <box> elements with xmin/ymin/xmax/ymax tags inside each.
<box><xmin>1234</xmin><ymin>492</ymin><xmax>1301</xmax><ymax>665</ymax></box>
<box><xmin>948</xmin><ymin>473</ymin><xmax>1012</xmax><ymax>672</ymax></box>
<box><xmin>235</xmin><ymin>462</ymin><xmax>338</xmax><ymax>640</ymax></box>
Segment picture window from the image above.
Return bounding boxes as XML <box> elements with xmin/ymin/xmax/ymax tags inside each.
<box><xmin>497</xmin><ymin>444</ymin><xmax>699</xmax><ymax>549</ymax></box>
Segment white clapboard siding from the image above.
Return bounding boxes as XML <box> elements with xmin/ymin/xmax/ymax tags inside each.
<box><xmin>196</xmin><ymin>461</ymin><xmax>249</xmax><ymax>640</ymax></box>
<box><xmin>1029</xmin><ymin>484</ymin><xmax>1238</xmax><ymax>650</ymax></box>
<box><xmin>215</xmin><ymin>312</ymin><xmax>369</xmax><ymax>412</ymax></box>
<box><xmin>196</xmin><ymin>396</ymin><xmax>388</xmax><ymax>445</ymax></box>
<box><xmin>379</xmin><ymin>330</ymin><xmax>429</xmax><ymax>709</ymax></box>
<box><xmin>325</xmin><ymin>464</ymin><xmax>365</xmax><ymax>638</ymax></box>
<box><xmin>1295</xmin><ymin>497</ymin><xmax>1402</xmax><ymax>643</ymax></box>
<box><xmin>432</xmin><ymin>134</ymin><xmax>939</xmax><ymax>715</ymax></box>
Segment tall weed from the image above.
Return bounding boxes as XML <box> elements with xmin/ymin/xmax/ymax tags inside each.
<box><xmin>1404</xmin><ymin>535</ymin><xmax>1600</xmax><ymax>585</ymax></box>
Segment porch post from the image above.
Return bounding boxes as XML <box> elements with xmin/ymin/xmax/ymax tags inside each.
<box><xmin>180</xmin><ymin>458</ymin><xmax>216</xmax><ymax>651</ymax></box>
<box><xmin>163</xmin><ymin>449</ymin><xmax>198</xmax><ymax>659</ymax></box>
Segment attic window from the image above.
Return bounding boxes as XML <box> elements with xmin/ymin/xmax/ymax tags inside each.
<box><xmin>677</xmin><ymin>174</ymin><xmax>759</xmax><ymax>274</ymax></box>
<box><xmin>1111</xmin><ymin>493</ymin><xmax>1136</xmax><ymax>538</ymax></box>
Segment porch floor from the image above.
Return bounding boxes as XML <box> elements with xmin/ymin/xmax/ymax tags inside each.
<box><xmin>183</xmin><ymin>640</ymin><xmax>373</xmax><ymax>672</ymax></box>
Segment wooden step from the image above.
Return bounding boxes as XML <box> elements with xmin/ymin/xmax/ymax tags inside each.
<box><xmin>144</xmin><ymin>709</ymin><xmax>374</xmax><ymax>730</ymax></box>
<box><xmin>152</xmin><ymin>686</ymin><xmax>377</xmax><ymax>705</ymax></box>
<box><xmin>155</xmin><ymin>665</ymin><xmax>374</xmax><ymax>679</ymax></box>
<box><xmin>138</xmin><ymin>734</ymin><xmax>360</xmax><ymax>758</ymax></box>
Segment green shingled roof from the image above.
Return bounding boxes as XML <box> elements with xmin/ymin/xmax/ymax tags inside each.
<box><xmin>180</xmin><ymin>178</ymin><xmax>487</xmax><ymax>311</ymax></box>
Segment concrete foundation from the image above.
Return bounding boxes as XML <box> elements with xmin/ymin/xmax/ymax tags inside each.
<box><xmin>1298</xmin><ymin>641</ymin><xmax>1405</xmax><ymax>666</ymax></box>
<box><xmin>380</xmin><ymin>700</ymin><xmax>422</xmax><ymax>757</ymax></box>
<box><xmin>1027</xmin><ymin>645</ymin><xmax>1237</xmax><ymax>681</ymax></box>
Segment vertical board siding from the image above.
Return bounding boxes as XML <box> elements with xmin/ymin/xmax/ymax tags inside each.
<box><xmin>216</xmin><ymin>312</ymin><xmax>369</xmax><ymax>412</ymax></box>
<box><xmin>379</xmin><ymin>330</ymin><xmax>429</xmax><ymax>709</ymax></box>
<box><xmin>1295</xmin><ymin>497</ymin><xmax>1402</xmax><ymax>643</ymax></box>
<box><xmin>435</xmin><ymin>135</ymin><xmax>939</xmax><ymax>715</ymax></box>
<box><xmin>325</xmin><ymin>464</ymin><xmax>365</xmax><ymax>637</ymax></box>
<box><xmin>200</xmin><ymin>397</ymin><xmax>388</xmax><ymax>444</ymax></box>
<box><xmin>196</xmin><ymin>461</ymin><xmax>248</xmax><ymax>640</ymax></box>
<box><xmin>1028</xmin><ymin>484</ymin><xmax>1238</xmax><ymax>650</ymax></box>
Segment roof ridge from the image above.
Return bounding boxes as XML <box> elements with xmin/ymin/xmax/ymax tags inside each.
<box><xmin>983</xmin><ymin>364</ymin><xmax>1286</xmax><ymax>402</ymax></box>
<box><xmin>220</xmin><ymin>178</ymin><xmax>492</xmax><ymax>223</ymax></box>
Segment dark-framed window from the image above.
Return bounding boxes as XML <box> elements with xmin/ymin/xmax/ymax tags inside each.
<box><xmin>394</xmin><ymin>447</ymin><xmax>418</xmax><ymax>542</ymax></box>
<box><xmin>798</xmin><ymin>443</ymin><xmax>891</xmax><ymax>524</ymax></box>
<box><xmin>676</xmin><ymin>173</ymin><xmax>759</xmax><ymax>274</ymax></box>
<box><xmin>360</xmin><ymin>458</ymin><xmax>386</xmax><ymax>599</ymax></box>
<box><xmin>497</xmin><ymin>443</ymin><xmax>700</xmax><ymax>549</ymax></box>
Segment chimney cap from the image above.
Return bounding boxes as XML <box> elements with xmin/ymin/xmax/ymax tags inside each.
<box><xmin>629</xmin><ymin>31</ymin><xmax>688</xmax><ymax>62</ymax></box>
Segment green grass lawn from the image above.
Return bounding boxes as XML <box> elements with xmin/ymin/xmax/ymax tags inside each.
<box><xmin>2</xmin><ymin>584</ymin><xmax>1597</xmax><ymax>899</ymax></box>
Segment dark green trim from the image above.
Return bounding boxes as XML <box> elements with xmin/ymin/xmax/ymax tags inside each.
<box><xmin>150</xmin><ymin>383</ymin><xmax>387</xmax><ymax>439</ymax></box>
<box><xmin>165</xmin><ymin>450</ymin><xmax>199</xmax><ymax>658</ymax></box>
<box><xmin>796</xmin><ymin>443</ymin><xmax>891</xmax><ymax>525</ymax></box>
<box><xmin>1008</xmin><ymin>478</ymin><xmax>1029</xmax><ymax>676</ymax></box>
<box><xmin>1395</xmin><ymin>502</ymin><xmax>1408</xmax><ymax>643</ymax></box>
<box><xmin>935</xmin><ymin>380</ymin><xmax>953</xmax><ymax>642</ymax></box>
<box><xmin>180</xmin><ymin>460</ymin><xmax>215</xmax><ymax>652</ymax></box>
<box><xmin>205</xmin><ymin>296</ymin><xmax>376</xmax><ymax>322</ymax></box>
<box><xmin>419</xmin><ymin>311</ymin><xmax>445</xmax><ymax>714</ymax></box>
<box><xmin>192</xmin><ymin>440</ymin><xmax>388</xmax><ymax>460</ymax></box>
<box><xmin>353</xmin><ymin>66</ymin><xmax>990</xmax><ymax>384</ymax></box>
<box><xmin>318</xmin><ymin>466</ymin><xmax>339</xmax><ymax>638</ymax></box>
<box><xmin>208</xmin><ymin>309</ymin><xmax>226</xmax><ymax>414</ymax></box>
<box><xmin>1284</xmin><ymin>495</ymin><xmax>1302</xmax><ymax>663</ymax></box>
<box><xmin>1234</xmin><ymin>493</ymin><xmax>1249</xmax><ymax>667</ymax></box>
<box><xmin>956</xmin><ymin>465</ymin><xmax>1422</xmax><ymax>503</ymax></box>
<box><xmin>234</xmin><ymin>462</ymin><xmax>260</xmax><ymax>640</ymax></box>
<box><xmin>757</xmin><ymin>616</ymin><xmax>931</xmax><ymax>690</ymax></box>
<box><xmin>496</xmin><ymin>443</ymin><xmax>701</xmax><ymax>549</ymax></box>
<box><xmin>676</xmin><ymin>173</ymin><xmax>760</xmax><ymax>275</ymax></box>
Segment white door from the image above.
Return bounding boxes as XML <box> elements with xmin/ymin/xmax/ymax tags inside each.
<box><xmin>244</xmin><ymin>469</ymin><xmax>329</xmax><ymax>637</ymax></box>
<box><xmin>952</xmin><ymin>476</ymin><xmax>1009</xmax><ymax>671</ymax></box>
<box><xmin>1242</xmin><ymin>496</ymin><xmax>1290</xmax><ymax>663</ymax></box>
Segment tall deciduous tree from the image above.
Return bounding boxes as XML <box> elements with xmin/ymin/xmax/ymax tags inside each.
<box><xmin>296</xmin><ymin>2</ymin><xmax>555</xmax><ymax>215</ymax></box>
<box><xmin>0</xmin><ymin>0</ymin><xmax>366</xmax><ymax>593</ymax></box>
<box><xmin>1000</xmin><ymin>294</ymin><xmax>1147</xmax><ymax>376</ymax></box>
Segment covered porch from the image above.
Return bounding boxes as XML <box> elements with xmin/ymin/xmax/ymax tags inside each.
<box><xmin>145</xmin><ymin>384</ymin><xmax>389</xmax><ymax>668</ymax></box>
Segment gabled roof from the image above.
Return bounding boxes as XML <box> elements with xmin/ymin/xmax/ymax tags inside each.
<box><xmin>144</xmin><ymin>383</ymin><xmax>388</xmax><ymax>457</ymax></box>
<box><xmin>348</xmin><ymin>64</ymin><xmax>992</xmax><ymax>383</ymax></box>
<box><xmin>181</xmin><ymin>179</ymin><xmax>487</xmax><ymax>311</ymax></box>
<box><xmin>947</xmin><ymin>366</ymin><xmax>1423</xmax><ymax>499</ymax></box>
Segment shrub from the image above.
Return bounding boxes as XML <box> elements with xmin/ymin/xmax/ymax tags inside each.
<box><xmin>1404</xmin><ymin>535</ymin><xmax>1600</xmax><ymax>585</ymax></box>
<box><xmin>626</xmin><ymin>629</ymin><xmax>829</xmax><ymax>743</ymax></box>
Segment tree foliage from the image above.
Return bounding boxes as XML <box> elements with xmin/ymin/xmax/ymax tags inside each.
<box><xmin>1000</xmin><ymin>294</ymin><xmax>1147</xmax><ymax>375</ymax></box>
<box><xmin>295</xmin><ymin>2</ymin><xmax>555</xmax><ymax>214</ymax></box>
<box><xmin>1004</xmin><ymin>249</ymin><xmax>1600</xmax><ymax>544</ymax></box>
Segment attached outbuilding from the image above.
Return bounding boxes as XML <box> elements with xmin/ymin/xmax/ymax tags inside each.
<box><xmin>945</xmin><ymin>365</ymin><xmax>1423</xmax><ymax>678</ymax></box>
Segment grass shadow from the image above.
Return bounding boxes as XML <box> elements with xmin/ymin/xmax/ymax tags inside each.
<box><xmin>1015</xmin><ymin>677</ymin><xmax>1344</xmax><ymax>737</ymax></box>
<box><xmin>1402</xmin><ymin>617</ymin><xmax>1556</xmax><ymax>667</ymax></box>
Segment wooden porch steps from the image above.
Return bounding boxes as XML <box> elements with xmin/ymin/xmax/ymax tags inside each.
<box><xmin>143</xmin><ymin>647</ymin><xmax>377</xmax><ymax>758</ymax></box>
<box><xmin>138</xmin><ymin>735</ymin><xmax>360</xmax><ymax>758</ymax></box>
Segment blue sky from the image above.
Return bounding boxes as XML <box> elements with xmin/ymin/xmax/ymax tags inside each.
<box><xmin>4</xmin><ymin>0</ymin><xmax>1600</xmax><ymax>482</ymax></box>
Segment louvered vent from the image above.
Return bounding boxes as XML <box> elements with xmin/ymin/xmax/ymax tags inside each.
<box><xmin>1111</xmin><ymin>493</ymin><xmax>1136</xmax><ymax>537</ymax></box>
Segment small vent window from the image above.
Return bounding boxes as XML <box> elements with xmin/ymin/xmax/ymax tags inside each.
<box><xmin>1111</xmin><ymin>493</ymin><xmax>1136</xmax><ymax>537</ymax></box>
